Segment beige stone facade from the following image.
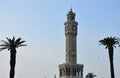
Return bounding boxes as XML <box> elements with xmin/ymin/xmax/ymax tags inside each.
<box><xmin>59</xmin><ymin>9</ymin><xmax>84</xmax><ymax>78</ymax></box>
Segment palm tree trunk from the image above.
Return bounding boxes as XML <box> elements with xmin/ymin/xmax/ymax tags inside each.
<box><xmin>108</xmin><ymin>47</ymin><xmax>115</xmax><ymax>78</ymax></box>
<box><xmin>10</xmin><ymin>49</ymin><xmax>16</xmax><ymax>78</ymax></box>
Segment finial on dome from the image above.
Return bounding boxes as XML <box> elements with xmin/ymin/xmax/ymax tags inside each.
<box><xmin>70</xmin><ymin>6</ymin><xmax>72</xmax><ymax>11</ymax></box>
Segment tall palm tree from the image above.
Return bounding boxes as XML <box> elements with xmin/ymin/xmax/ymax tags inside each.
<box><xmin>86</xmin><ymin>72</ymin><xmax>96</xmax><ymax>78</ymax></box>
<box><xmin>0</xmin><ymin>36</ymin><xmax>26</xmax><ymax>78</ymax></box>
<box><xmin>99</xmin><ymin>36</ymin><xmax>119</xmax><ymax>78</ymax></box>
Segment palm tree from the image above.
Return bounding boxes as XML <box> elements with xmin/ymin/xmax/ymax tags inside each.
<box><xmin>99</xmin><ymin>36</ymin><xmax>120</xmax><ymax>78</ymax></box>
<box><xmin>0</xmin><ymin>36</ymin><xmax>26</xmax><ymax>78</ymax></box>
<box><xmin>86</xmin><ymin>72</ymin><xmax>96</xmax><ymax>78</ymax></box>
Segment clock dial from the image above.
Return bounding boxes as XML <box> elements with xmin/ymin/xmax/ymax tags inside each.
<box><xmin>72</xmin><ymin>26</ymin><xmax>76</xmax><ymax>30</ymax></box>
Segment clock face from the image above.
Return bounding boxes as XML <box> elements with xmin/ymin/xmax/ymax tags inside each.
<box><xmin>72</xmin><ymin>26</ymin><xmax>76</xmax><ymax>30</ymax></box>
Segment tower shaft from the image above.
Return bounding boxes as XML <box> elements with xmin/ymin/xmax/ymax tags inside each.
<box><xmin>64</xmin><ymin>9</ymin><xmax>78</xmax><ymax>64</ymax></box>
<box><xmin>66</xmin><ymin>34</ymin><xmax>77</xmax><ymax>64</ymax></box>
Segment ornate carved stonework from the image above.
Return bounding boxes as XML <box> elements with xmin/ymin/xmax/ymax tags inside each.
<box><xmin>59</xmin><ymin>9</ymin><xmax>84</xmax><ymax>78</ymax></box>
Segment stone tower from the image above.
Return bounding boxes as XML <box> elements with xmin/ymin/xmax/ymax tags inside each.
<box><xmin>59</xmin><ymin>9</ymin><xmax>84</xmax><ymax>78</ymax></box>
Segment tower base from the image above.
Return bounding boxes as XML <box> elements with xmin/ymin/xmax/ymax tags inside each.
<box><xmin>60</xmin><ymin>76</ymin><xmax>83</xmax><ymax>78</ymax></box>
<box><xmin>59</xmin><ymin>64</ymin><xmax>83</xmax><ymax>78</ymax></box>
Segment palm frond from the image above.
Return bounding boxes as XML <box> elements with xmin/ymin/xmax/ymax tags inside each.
<box><xmin>15</xmin><ymin>37</ymin><xmax>22</xmax><ymax>43</ymax></box>
<box><xmin>0</xmin><ymin>36</ymin><xmax>26</xmax><ymax>51</ymax></box>
<box><xmin>1</xmin><ymin>40</ymin><xmax>9</xmax><ymax>45</ymax></box>
<box><xmin>6</xmin><ymin>37</ymin><xmax>12</xmax><ymax>44</ymax></box>
<box><xmin>86</xmin><ymin>72</ymin><xmax>96</xmax><ymax>78</ymax></box>
<box><xmin>0</xmin><ymin>46</ymin><xmax>9</xmax><ymax>51</ymax></box>
<box><xmin>12</xmin><ymin>36</ymin><xmax>15</xmax><ymax>42</ymax></box>
<box><xmin>16</xmin><ymin>44</ymin><xmax>27</xmax><ymax>48</ymax></box>
<box><xmin>99</xmin><ymin>36</ymin><xmax>120</xmax><ymax>48</ymax></box>
<box><xmin>105</xmin><ymin>46</ymin><xmax>108</xmax><ymax>49</ymax></box>
<box><xmin>15</xmin><ymin>40</ymin><xmax>26</xmax><ymax>46</ymax></box>
<box><xmin>0</xmin><ymin>44</ymin><xmax>9</xmax><ymax>47</ymax></box>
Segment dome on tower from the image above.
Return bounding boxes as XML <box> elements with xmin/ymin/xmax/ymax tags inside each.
<box><xmin>67</xmin><ymin>8</ymin><xmax>75</xmax><ymax>21</ymax></box>
<box><xmin>68</xmin><ymin>8</ymin><xmax>74</xmax><ymax>13</ymax></box>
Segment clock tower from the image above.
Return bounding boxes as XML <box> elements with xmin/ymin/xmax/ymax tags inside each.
<box><xmin>59</xmin><ymin>9</ymin><xmax>84</xmax><ymax>78</ymax></box>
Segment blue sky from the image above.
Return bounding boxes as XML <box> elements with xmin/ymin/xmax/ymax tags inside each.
<box><xmin>0</xmin><ymin>0</ymin><xmax>120</xmax><ymax>78</ymax></box>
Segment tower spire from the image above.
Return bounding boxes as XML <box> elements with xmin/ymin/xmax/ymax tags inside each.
<box><xmin>70</xmin><ymin>6</ymin><xmax>72</xmax><ymax>11</ymax></box>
